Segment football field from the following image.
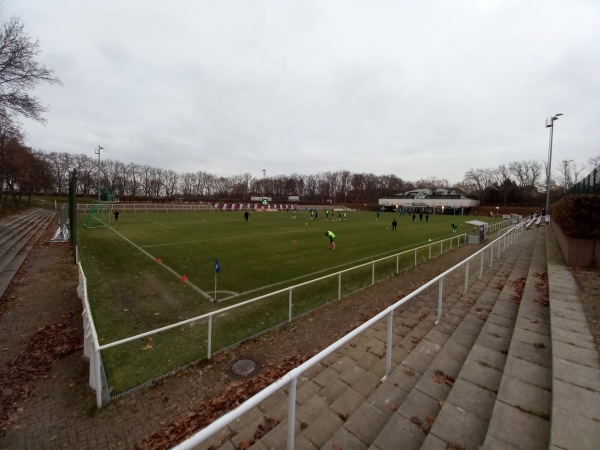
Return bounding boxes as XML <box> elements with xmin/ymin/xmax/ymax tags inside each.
<box><xmin>78</xmin><ymin>209</ymin><xmax>501</xmax><ymax>393</ymax></box>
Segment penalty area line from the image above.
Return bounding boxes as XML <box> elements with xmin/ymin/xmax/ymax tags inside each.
<box><xmin>108</xmin><ymin>227</ymin><xmax>213</xmax><ymax>302</ymax></box>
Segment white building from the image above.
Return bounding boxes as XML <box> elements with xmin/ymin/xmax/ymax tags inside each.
<box><xmin>379</xmin><ymin>188</ymin><xmax>479</xmax><ymax>215</ymax></box>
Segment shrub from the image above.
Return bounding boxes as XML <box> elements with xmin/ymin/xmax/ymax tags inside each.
<box><xmin>553</xmin><ymin>195</ymin><xmax>600</xmax><ymax>240</ymax></box>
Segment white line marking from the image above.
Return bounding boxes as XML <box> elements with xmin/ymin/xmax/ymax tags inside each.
<box><xmin>108</xmin><ymin>227</ymin><xmax>213</xmax><ymax>301</ymax></box>
<box><xmin>141</xmin><ymin>229</ymin><xmax>304</xmax><ymax>249</ymax></box>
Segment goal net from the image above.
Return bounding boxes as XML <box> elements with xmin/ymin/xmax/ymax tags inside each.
<box><xmin>84</xmin><ymin>204</ymin><xmax>109</xmax><ymax>228</ymax></box>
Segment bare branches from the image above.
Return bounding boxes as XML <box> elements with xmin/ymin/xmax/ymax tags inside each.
<box><xmin>0</xmin><ymin>16</ymin><xmax>61</xmax><ymax>124</ymax></box>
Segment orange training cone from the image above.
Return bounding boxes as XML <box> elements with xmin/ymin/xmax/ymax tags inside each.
<box><xmin>156</xmin><ymin>258</ymin><xmax>162</xmax><ymax>263</ymax></box>
<box><xmin>180</xmin><ymin>275</ymin><xmax>188</xmax><ymax>281</ymax></box>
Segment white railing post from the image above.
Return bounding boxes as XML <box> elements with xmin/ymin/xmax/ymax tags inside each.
<box><xmin>287</xmin><ymin>378</ymin><xmax>297</xmax><ymax>450</ymax></box>
<box><xmin>436</xmin><ymin>277</ymin><xmax>444</xmax><ymax>323</ymax></box>
<box><xmin>429</xmin><ymin>243</ymin><xmax>432</xmax><ymax>260</ymax></box>
<box><xmin>94</xmin><ymin>348</ymin><xmax>103</xmax><ymax>408</ymax></box>
<box><xmin>479</xmin><ymin>252</ymin><xmax>484</xmax><ymax>278</ymax></box>
<box><xmin>464</xmin><ymin>261</ymin><xmax>469</xmax><ymax>293</ymax></box>
<box><xmin>440</xmin><ymin>241</ymin><xmax>443</xmax><ymax>255</ymax></box>
<box><xmin>338</xmin><ymin>273</ymin><xmax>342</xmax><ymax>300</ymax></box>
<box><xmin>207</xmin><ymin>315</ymin><xmax>213</xmax><ymax>359</ymax></box>
<box><xmin>288</xmin><ymin>289</ymin><xmax>293</xmax><ymax>322</ymax></box>
<box><xmin>385</xmin><ymin>311</ymin><xmax>394</xmax><ymax>379</ymax></box>
<box><xmin>414</xmin><ymin>249</ymin><xmax>417</xmax><ymax>267</ymax></box>
<box><xmin>372</xmin><ymin>262</ymin><xmax>375</xmax><ymax>285</ymax></box>
<box><xmin>396</xmin><ymin>254</ymin><xmax>399</xmax><ymax>274</ymax></box>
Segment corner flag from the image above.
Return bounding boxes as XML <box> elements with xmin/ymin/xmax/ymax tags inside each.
<box><xmin>215</xmin><ymin>258</ymin><xmax>221</xmax><ymax>273</ymax></box>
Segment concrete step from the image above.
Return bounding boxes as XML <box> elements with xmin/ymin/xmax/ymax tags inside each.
<box><xmin>481</xmin><ymin>225</ymin><xmax>552</xmax><ymax>449</ymax></box>
<box><xmin>545</xmin><ymin>225</ymin><xmax>600</xmax><ymax>449</ymax></box>
<box><xmin>369</xmin><ymin>229</ymin><xmax>537</xmax><ymax>450</ymax></box>
<box><xmin>417</xmin><ymin>228</ymin><xmax>538</xmax><ymax>450</ymax></box>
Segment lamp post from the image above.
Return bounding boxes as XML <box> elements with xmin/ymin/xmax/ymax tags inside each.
<box><xmin>95</xmin><ymin>145</ymin><xmax>103</xmax><ymax>202</ymax></box>
<box><xmin>544</xmin><ymin>114</ymin><xmax>563</xmax><ymax>216</ymax></box>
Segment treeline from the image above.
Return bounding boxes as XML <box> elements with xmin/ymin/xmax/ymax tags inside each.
<box><xmin>1</xmin><ymin>146</ymin><xmax>598</xmax><ymax>207</ymax></box>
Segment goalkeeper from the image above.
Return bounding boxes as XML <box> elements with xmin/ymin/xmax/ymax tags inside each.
<box><xmin>325</xmin><ymin>230</ymin><xmax>336</xmax><ymax>250</ymax></box>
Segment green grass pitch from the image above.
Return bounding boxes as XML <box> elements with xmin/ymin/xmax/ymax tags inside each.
<box><xmin>77</xmin><ymin>209</ymin><xmax>500</xmax><ymax>393</ymax></box>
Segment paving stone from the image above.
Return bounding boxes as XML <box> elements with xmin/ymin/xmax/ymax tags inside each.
<box><xmin>459</xmin><ymin>358</ymin><xmax>503</xmax><ymax>393</ymax></box>
<box><xmin>482</xmin><ymin>321</ymin><xmax>513</xmax><ymax>340</ymax></box>
<box><xmin>259</xmin><ymin>417</ymin><xmax>300</xmax><ymax>450</ymax></box>
<box><xmin>330</xmin><ymin>386</ymin><xmax>366</xmax><ymax>419</ymax></box>
<box><xmin>550</xmin><ymin>306</ymin><xmax>588</xmax><ymax>322</ymax></box>
<box><xmin>389</xmin><ymin>345</ymin><xmax>409</xmax><ymax>365</ymax></box>
<box><xmin>428</xmin><ymin>402</ymin><xmax>488</xmax><ymax>450</ymax></box>
<box><xmin>424</xmin><ymin>328</ymin><xmax>451</xmax><ymax>347</ymax></box>
<box><xmin>552</xmin><ymin>356</ymin><xmax>600</xmax><ymax>392</ymax></box>
<box><xmin>455</xmin><ymin>320</ymin><xmax>483</xmax><ymax>337</ymax></box>
<box><xmin>401</xmin><ymin>348</ymin><xmax>436</xmax><ymax>373</ymax></box>
<box><xmin>550</xmin><ymin>297</ymin><xmax>585</xmax><ymax>314</ymax></box>
<box><xmin>550</xmin><ymin>406</ymin><xmax>600</xmax><ymax>450</ymax></box>
<box><xmin>295</xmin><ymin>380</ymin><xmax>320</xmax><ymax>406</ymax></box>
<box><xmin>229</xmin><ymin>407</ymin><xmax>264</xmax><ymax>434</ymax></box>
<box><xmin>485</xmin><ymin>312</ymin><xmax>514</xmax><ymax>328</ymax></box>
<box><xmin>551</xmin><ymin>315</ymin><xmax>591</xmax><ymax>335</ymax></box>
<box><xmin>339</xmin><ymin>363</ymin><xmax>368</xmax><ymax>386</ymax></box>
<box><xmin>445</xmin><ymin>379</ymin><xmax>496</xmax><ymax>420</ymax></box>
<box><xmin>354</xmin><ymin>348</ymin><xmax>385</xmax><ymax>371</ymax></box>
<box><xmin>515</xmin><ymin>316</ymin><xmax>550</xmax><ymax>336</ymax></box>
<box><xmin>372</xmin><ymin>413</ymin><xmax>425</xmax><ymax>450</ymax></box>
<box><xmin>300</xmin><ymin>407</ymin><xmax>344</xmax><ymax>449</ymax></box>
<box><xmin>551</xmin><ymin>325</ymin><xmax>596</xmax><ymax>350</ymax></box>
<box><xmin>397</xmin><ymin>388</ymin><xmax>440</xmax><ymax>422</ymax></box>
<box><xmin>503</xmin><ymin>355</ymin><xmax>551</xmax><ymax>390</ymax></box>
<box><xmin>414</xmin><ymin>369</ymin><xmax>452</xmax><ymax>402</ymax></box>
<box><xmin>446</xmin><ymin>331</ymin><xmax>478</xmax><ymax>350</ymax></box>
<box><xmin>366</xmin><ymin>382</ymin><xmax>409</xmax><ymax>416</ymax></box>
<box><xmin>496</xmin><ymin>375</ymin><xmax>550</xmax><ymax>419</ymax></box>
<box><xmin>552</xmin><ymin>379</ymin><xmax>600</xmax><ymax>421</ymax></box>
<box><xmin>552</xmin><ymin>340</ymin><xmax>600</xmax><ymax>369</ymax></box>
<box><xmin>486</xmin><ymin>401</ymin><xmax>549</xmax><ymax>450</ymax></box>
<box><xmin>344</xmin><ymin>400</ymin><xmax>390</xmax><ymax>445</ymax></box>
<box><xmin>420</xmin><ymin>432</ymin><xmax>451</xmax><ymax>450</ymax></box>
<box><xmin>482</xmin><ymin>433</ymin><xmax>523</xmax><ymax>450</ymax></box>
<box><xmin>468</xmin><ymin>344</ymin><xmax>507</xmax><ymax>372</ymax></box>
<box><xmin>323</xmin><ymin>426</ymin><xmax>368</xmax><ymax>450</ymax></box>
<box><xmin>477</xmin><ymin>330</ymin><xmax>511</xmax><ymax>353</ymax></box>
<box><xmin>512</xmin><ymin>327</ymin><xmax>551</xmax><ymax>348</ymax></box>
<box><xmin>319</xmin><ymin>378</ymin><xmax>350</xmax><ymax>405</ymax></box>
<box><xmin>509</xmin><ymin>340</ymin><xmax>551</xmax><ymax>368</ymax></box>
<box><xmin>296</xmin><ymin>395</ymin><xmax>329</xmax><ymax>423</ymax></box>
<box><xmin>350</xmin><ymin>370</ymin><xmax>381</xmax><ymax>398</ymax></box>
<box><xmin>313</xmin><ymin>366</ymin><xmax>341</xmax><ymax>388</ymax></box>
<box><xmin>429</xmin><ymin>350</ymin><xmax>464</xmax><ymax>379</ymax></box>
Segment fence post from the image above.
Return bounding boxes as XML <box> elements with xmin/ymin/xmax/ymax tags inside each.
<box><xmin>338</xmin><ymin>273</ymin><xmax>342</xmax><ymax>300</ymax></box>
<box><xmin>94</xmin><ymin>348</ymin><xmax>103</xmax><ymax>408</ymax></box>
<box><xmin>396</xmin><ymin>254</ymin><xmax>399</xmax><ymax>274</ymax></box>
<box><xmin>288</xmin><ymin>289</ymin><xmax>293</xmax><ymax>322</ymax></box>
<box><xmin>429</xmin><ymin>244</ymin><xmax>432</xmax><ymax>260</ymax></box>
<box><xmin>436</xmin><ymin>277</ymin><xmax>444</xmax><ymax>323</ymax></box>
<box><xmin>207</xmin><ymin>315</ymin><xmax>213</xmax><ymax>359</ymax></box>
<box><xmin>464</xmin><ymin>261</ymin><xmax>470</xmax><ymax>293</ymax></box>
<box><xmin>385</xmin><ymin>311</ymin><xmax>393</xmax><ymax>379</ymax></box>
<box><xmin>414</xmin><ymin>249</ymin><xmax>417</xmax><ymax>267</ymax></box>
<box><xmin>287</xmin><ymin>377</ymin><xmax>297</xmax><ymax>450</ymax></box>
<box><xmin>372</xmin><ymin>262</ymin><xmax>375</xmax><ymax>285</ymax></box>
<box><xmin>440</xmin><ymin>241</ymin><xmax>443</xmax><ymax>255</ymax></box>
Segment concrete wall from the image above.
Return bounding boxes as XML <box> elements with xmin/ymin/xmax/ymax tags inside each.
<box><xmin>551</xmin><ymin>221</ymin><xmax>599</xmax><ymax>268</ymax></box>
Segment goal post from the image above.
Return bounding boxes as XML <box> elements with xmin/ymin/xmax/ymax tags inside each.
<box><xmin>84</xmin><ymin>204</ymin><xmax>109</xmax><ymax>228</ymax></box>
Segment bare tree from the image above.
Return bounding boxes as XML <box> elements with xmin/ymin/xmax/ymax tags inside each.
<box><xmin>0</xmin><ymin>17</ymin><xmax>61</xmax><ymax>123</ymax></box>
<box><xmin>588</xmin><ymin>155</ymin><xmax>600</xmax><ymax>171</ymax></box>
<box><xmin>463</xmin><ymin>168</ymin><xmax>494</xmax><ymax>205</ymax></box>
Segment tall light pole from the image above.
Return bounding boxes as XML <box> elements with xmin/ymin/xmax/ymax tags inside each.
<box><xmin>95</xmin><ymin>145</ymin><xmax>103</xmax><ymax>202</ymax></box>
<box><xmin>544</xmin><ymin>114</ymin><xmax>563</xmax><ymax>215</ymax></box>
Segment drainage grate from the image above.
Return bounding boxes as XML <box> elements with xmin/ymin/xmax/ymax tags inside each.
<box><xmin>230</xmin><ymin>358</ymin><xmax>258</xmax><ymax>377</ymax></box>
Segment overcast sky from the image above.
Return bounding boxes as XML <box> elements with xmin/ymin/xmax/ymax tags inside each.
<box><xmin>3</xmin><ymin>0</ymin><xmax>599</xmax><ymax>184</ymax></box>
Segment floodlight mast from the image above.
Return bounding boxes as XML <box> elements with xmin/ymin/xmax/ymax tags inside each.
<box><xmin>544</xmin><ymin>114</ymin><xmax>563</xmax><ymax>216</ymax></box>
<box><xmin>95</xmin><ymin>145</ymin><xmax>103</xmax><ymax>202</ymax></box>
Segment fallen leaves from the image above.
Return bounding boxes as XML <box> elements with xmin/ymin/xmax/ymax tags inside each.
<box><xmin>0</xmin><ymin>312</ymin><xmax>81</xmax><ymax>433</ymax></box>
<box><xmin>404</xmin><ymin>368</ymin><xmax>415</xmax><ymax>377</ymax></box>
<box><xmin>432</xmin><ymin>371</ymin><xmax>455</xmax><ymax>386</ymax></box>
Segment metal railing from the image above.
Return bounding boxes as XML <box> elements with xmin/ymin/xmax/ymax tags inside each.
<box><xmin>567</xmin><ymin>168</ymin><xmax>599</xmax><ymax>195</ymax></box>
<box><xmin>172</xmin><ymin>220</ymin><xmax>525</xmax><ymax>450</ymax></box>
<box><xmin>79</xmin><ymin>218</ymin><xmax>511</xmax><ymax>408</ymax></box>
<box><xmin>76</xmin><ymin>203</ymin><xmax>214</xmax><ymax>213</ymax></box>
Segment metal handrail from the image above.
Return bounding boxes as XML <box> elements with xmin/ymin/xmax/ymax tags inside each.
<box><xmin>172</xmin><ymin>220</ymin><xmax>525</xmax><ymax>449</ymax></box>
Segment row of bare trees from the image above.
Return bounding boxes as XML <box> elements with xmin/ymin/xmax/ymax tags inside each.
<box><xmin>6</xmin><ymin>150</ymin><xmax>595</xmax><ymax>206</ymax></box>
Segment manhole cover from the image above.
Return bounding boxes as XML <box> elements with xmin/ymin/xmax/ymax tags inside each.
<box><xmin>230</xmin><ymin>358</ymin><xmax>258</xmax><ymax>377</ymax></box>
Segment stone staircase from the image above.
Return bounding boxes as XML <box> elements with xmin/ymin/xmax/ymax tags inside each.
<box><xmin>196</xmin><ymin>225</ymin><xmax>600</xmax><ymax>450</ymax></box>
<box><xmin>0</xmin><ymin>208</ymin><xmax>55</xmax><ymax>298</ymax></box>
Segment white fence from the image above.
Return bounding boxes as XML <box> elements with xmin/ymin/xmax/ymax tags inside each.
<box><xmin>173</xmin><ymin>220</ymin><xmax>525</xmax><ymax>450</ymax></box>
<box><xmin>76</xmin><ymin>203</ymin><xmax>214</xmax><ymax>213</ymax></box>
<box><xmin>78</xmin><ymin>219</ymin><xmax>512</xmax><ymax>408</ymax></box>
